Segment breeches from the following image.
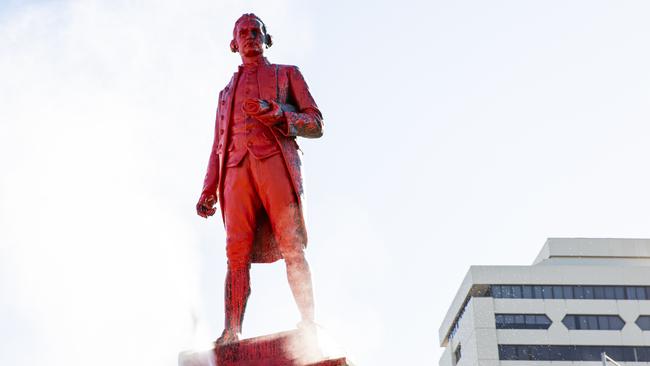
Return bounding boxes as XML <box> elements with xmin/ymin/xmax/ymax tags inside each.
<box><xmin>223</xmin><ymin>152</ymin><xmax>304</xmax><ymax>269</ymax></box>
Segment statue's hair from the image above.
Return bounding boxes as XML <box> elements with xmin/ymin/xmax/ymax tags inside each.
<box><xmin>230</xmin><ymin>13</ymin><xmax>273</xmax><ymax>53</ymax></box>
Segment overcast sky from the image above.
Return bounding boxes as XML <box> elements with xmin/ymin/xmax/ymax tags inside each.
<box><xmin>1</xmin><ymin>1</ymin><xmax>650</xmax><ymax>365</ymax></box>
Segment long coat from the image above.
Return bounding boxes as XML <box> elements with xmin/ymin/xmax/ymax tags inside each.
<box><xmin>201</xmin><ymin>61</ymin><xmax>323</xmax><ymax>263</ymax></box>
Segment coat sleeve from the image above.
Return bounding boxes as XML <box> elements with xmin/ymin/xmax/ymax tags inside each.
<box><xmin>278</xmin><ymin>66</ymin><xmax>323</xmax><ymax>138</ymax></box>
<box><xmin>200</xmin><ymin>90</ymin><xmax>223</xmax><ymax>198</ymax></box>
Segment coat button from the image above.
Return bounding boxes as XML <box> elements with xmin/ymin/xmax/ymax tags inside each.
<box><xmin>220</xmin><ymin>115</ymin><xmax>224</xmax><ymax>120</ymax></box>
<box><xmin>247</xmin><ymin>141</ymin><xmax>253</xmax><ymax>147</ymax></box>
<box><xmin>220</xmin><ymin>129</ymin><xmax>224</xmax><ymax>134</ymax></box>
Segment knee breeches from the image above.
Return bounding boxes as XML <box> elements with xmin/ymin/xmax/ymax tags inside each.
<box><xmin>222</xmin><ymin>153</ymin><xmax>305</xmax><ymax>269</ymax></box>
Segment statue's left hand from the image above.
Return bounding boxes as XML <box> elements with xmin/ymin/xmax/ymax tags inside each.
<box><xmin>252</xmin><ymin>100</ymin><xmax>284</xmax><ymax>126</ymax></box>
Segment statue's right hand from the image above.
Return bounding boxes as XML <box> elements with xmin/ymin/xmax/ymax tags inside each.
<box><xmin>196</xmin><ymin>194</ymin><xmax>217</xmax><ymax>218</ymax></box>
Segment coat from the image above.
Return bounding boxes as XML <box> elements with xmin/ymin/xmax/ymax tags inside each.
<box><xmin>201</xmin><ymin>60</ymin><xmax>323</xmax><ymax>263</ymax></box>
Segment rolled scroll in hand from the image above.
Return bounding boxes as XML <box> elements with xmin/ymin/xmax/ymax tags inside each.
<box><xmin>242</xmin><ymin>98</ymin><xmax>271</xmax><ymax>116</ymax></box>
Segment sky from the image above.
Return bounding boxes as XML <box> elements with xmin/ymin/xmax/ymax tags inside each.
<box><xmin>1</xmin><ymin>0</ymin><xmax>650</xmax><ymax>365</ymax></box>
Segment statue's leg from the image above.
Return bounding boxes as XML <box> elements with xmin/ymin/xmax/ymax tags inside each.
<box><xmin>220</xmin><ymin>265</ymin><xmax>250</xmax><ymax>342</ymax></box>
<box><xmin>219</xmin><ymin>155</ymin><xmax>261</xmax><ymax>343</ymax></box>
<box><xmin>253</xmin><ymin>154</ymin><xmax>315</xmax><ymax>323</ymax></box>
<box><xmin>284</xmin><ymin>248</ymin><xmax>315</xmax><ymax>323</ymax></box>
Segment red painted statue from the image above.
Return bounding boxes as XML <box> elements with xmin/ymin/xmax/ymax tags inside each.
<box><xmin>196</xmin><ymin>13</ymin><xmax>323</xmax><ymax>345</ymax></box>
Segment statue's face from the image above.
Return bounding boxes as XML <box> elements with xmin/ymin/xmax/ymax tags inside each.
<box><xmin>234</xmin><ymin>18</ymin><xmax>265</xmax><ymax>57</ymax></box>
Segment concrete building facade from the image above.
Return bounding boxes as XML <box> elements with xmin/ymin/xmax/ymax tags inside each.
<box><xmin>439</xmin><ymin>238</ymin><xmax>650</xmax><ymax>366</ymax></box>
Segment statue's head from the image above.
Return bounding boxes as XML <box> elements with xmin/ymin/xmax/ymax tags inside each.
<box><xmin>230</xmin><ymin>13</ymin><xmax>273</xmax><ymax>56</ymax></box>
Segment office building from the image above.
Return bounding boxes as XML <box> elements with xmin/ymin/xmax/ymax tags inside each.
<box><xmin>439</xmin><ymin>238</ymin><xmax>650</xmax><ymax>366</ymax></box>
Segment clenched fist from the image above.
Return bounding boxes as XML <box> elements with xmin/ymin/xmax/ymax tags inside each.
<box><xmin>196</xmin><ymin>193</ymin><xmax>218</xmax><ymax>218</ymax></box>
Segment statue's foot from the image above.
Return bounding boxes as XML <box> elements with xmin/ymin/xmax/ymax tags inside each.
<box><xmin>297</xmin><ymin>319</ymin><xmax>318</xmax><ymax>336</ymax></box>
<box><xmin>297</xmin><ymin>319</ymin><xmax>316</xmax><ymax>329</ymax></box>
<box><xmin>296</xmin><ymin>320</ymin><xmax>323</xmax><ymax>362</ymax></box>
<box><xmin>214</xmin><ymin>329</ymin><xmax>239</xmax><ymax>346</ymax></box>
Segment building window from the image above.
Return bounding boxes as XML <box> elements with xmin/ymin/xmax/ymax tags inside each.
<box><xmin>453</xmin><ymin>344</ymin><xmax>461</xmax><ymax>364</ymax></box>
<box><xmin>498</xmin><ymin>345</ymin><xmax>650</xmax><ymax>362</ymax></box>
<box><xmin>446</xmin><ymin>285</ymin><xmax>492</xmax><ymax>342</ymax></box>
<box><xmin>495</xmin><ymin>314</ymin><xmax>551</xmax><ymax>329</ymax></box>
<box><xmin>448</xmin><ymin>300</ymin><xmax>469</xmax><ymax>341</ymax></box>
<box><xmin>562</xmin><ymin>315</ymin><xmax>625</xmax><ymax>330</ymax></box>
<box><xmin>490</xmin><ymin>285</ymin><xmax>650</xmax><ymax>300</ymax></box>
<box><xmin>636</xmin><ymin>316</ymin><xmax>650</xmax><ymax>330</ymax></box>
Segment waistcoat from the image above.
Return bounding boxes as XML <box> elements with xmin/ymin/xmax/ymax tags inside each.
<box><xmin>225</xmin><ymin>64</ymin><xmax>280</xmax><ymax>167</ymax></box>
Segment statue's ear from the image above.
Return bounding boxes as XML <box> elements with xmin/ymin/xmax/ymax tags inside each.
<box><xmin>265</xmin><ymin>34</ymin><xmax>273</xmax><ymax>48</ymax></box>
<box><xmin>230</xmin><ymin>39</ymin><xmax>238</xmax><ymax>53</ymax></box>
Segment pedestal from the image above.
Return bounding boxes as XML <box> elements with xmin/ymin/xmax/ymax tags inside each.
<box><xmin>179</xmin><ymin>329</ymin><xmax>351</xmax><ymax>366</ymax></box>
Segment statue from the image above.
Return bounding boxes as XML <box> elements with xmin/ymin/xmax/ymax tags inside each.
<box><xmin>196</xmin><ymin>13</ymin><xmax>323</xmax><ymax>346</ymax></box>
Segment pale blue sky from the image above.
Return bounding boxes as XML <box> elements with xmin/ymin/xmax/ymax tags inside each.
<box><xmin>1</xmin><ymin>1</ymin><xmax>650</xmax><ymax>365</ymax></box>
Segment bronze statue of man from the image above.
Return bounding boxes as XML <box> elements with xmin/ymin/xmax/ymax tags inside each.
<box><xmin>196</xmin><ymin>13</ymin><xmax>323</xmax><ymax>345</ymax></box>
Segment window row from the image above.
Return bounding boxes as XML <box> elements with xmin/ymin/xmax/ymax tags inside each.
<box><xmin>495</xmin><ymin>314</ymin><xmax>552</xmax><ymax>329</ymax></box>
<box><xmin>491</xmin><ymin>284</ymin><xmax>650</xmax><ymax>300</ymax></box>
<box><xmin>448</xmin><ymin>298</ymin><xmax>470</xmax><ymax>341</ymax></box>
<box><xmin>495</xmin><ymin>314</ymin><xmax>650</xmax><ymax>331</ymax></box>
<box><xmin>562</xmin><ymin>315</ymin><xmax>624</xmax><ymax>330</ymax></box>
<box><xmin>499</xmin><ymin>345</ymin><xmax>650</xmax><ymax>362</ymax></box>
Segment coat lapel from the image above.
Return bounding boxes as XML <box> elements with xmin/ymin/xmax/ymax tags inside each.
<box><xmin>258</xmin><ymin>63</ymin><xmax>277</xmax><ymax>102</ymax></box>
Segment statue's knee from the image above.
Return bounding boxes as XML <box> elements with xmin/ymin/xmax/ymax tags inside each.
<box><xmin>283</xmin><ymin>249</ymin><xmax>306</xmax><ymax>267</ymax></box>
<box><xmin>226</xmin><ymin>244</ymin><xmax>252</xmax><ymax>270</ymax></box>
<box><xmin>227</xmin><ymin>258</ymin><xmax>251</xmax><ymax>271</ymax></box>
<box><xmin>226</xmin><ymin>235</ymin><xmax>253</xmax><ymax>269</ymax></box>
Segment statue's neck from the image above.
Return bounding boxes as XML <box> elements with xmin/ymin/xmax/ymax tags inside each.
<box><xmin>241</xmin><ymin>54</ymin><xmax>266</xmax><ymax>67</ymax></box>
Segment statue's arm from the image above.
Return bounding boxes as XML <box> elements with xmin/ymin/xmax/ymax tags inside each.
<box><xmin>201</xmin><ymin>132</ymin><xmax>220</xmax><ymax>197</ymax></box>
<box><xmin>196</xmin><ymin>91</ymin><xmax>222</xmax><ymax>217</ymax></box>
<box><xmin>279</xmin><ymin>66</ymin><xmax>323</xmax><ymax>139</ymax></box>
